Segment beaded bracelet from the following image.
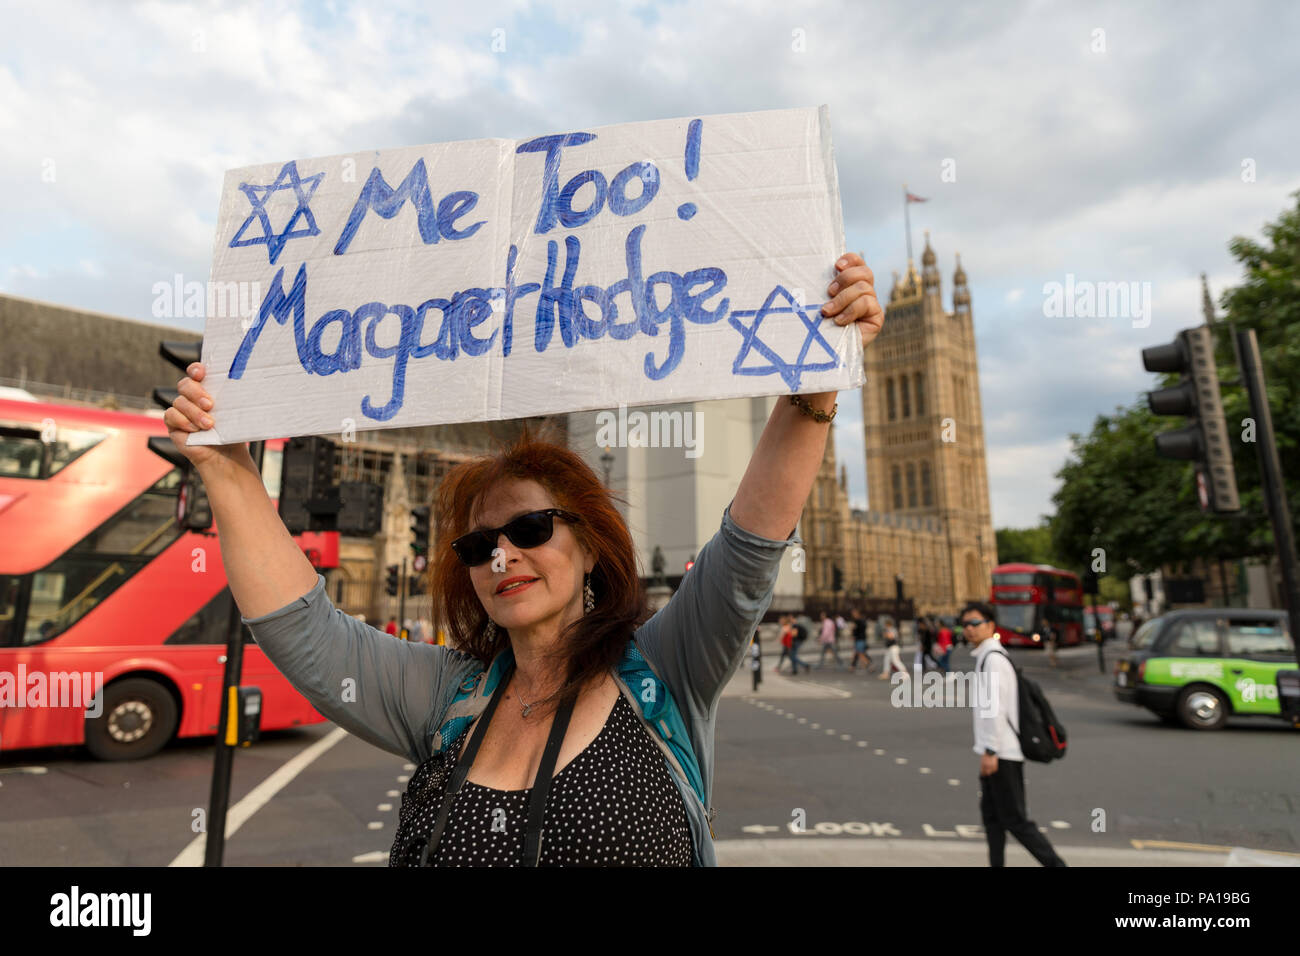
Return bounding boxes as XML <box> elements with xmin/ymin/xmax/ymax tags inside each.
<box><xmin>787</xmin><ymin>393</ymin><xmax>837</xmax><ymax>423</ymax></box>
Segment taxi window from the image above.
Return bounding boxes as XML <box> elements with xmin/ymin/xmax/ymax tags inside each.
<box><xmin>1169</xmin><ymin>619</ymin><xmax>1220</xmax><ymax>656</ymax></box>
<box><xmin>1131</xmin><ymin>618</ymin><xmax>1161</xmax><ymax>649</ymax></box>
<box><xmin>1225</xmin><ymin>621</ymin><xmax>1293</xmax><ymax>658</ymax></box>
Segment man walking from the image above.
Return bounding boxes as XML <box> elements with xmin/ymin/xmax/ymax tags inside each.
<box><xmin>961</xmin><ymin>601</ymin><xmax>1067</xmax><ymax>868</ymax></box>
<box><xmin>817</xmin><ymin>611</ymin><xmax>843</xmax><ymax>669</ymax></box>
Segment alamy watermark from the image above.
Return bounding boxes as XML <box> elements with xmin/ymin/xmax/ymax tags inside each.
<box><xmin>152</xmin><ymin>274</ymin><xmax>262</xmax><ymax>326</ymax></box>
<box><xmin>1042</xmin><ymin>274</ymin><xmax>1151</xmax><ymax>328</ymax></box>
<box><xmin>0</xmin><ymin>667</ymin><xmax>104</xmax><ymax>718</ymax></box>
<box><xmin>593</xmin><ymin>403</ymin><xmax>703</xmax><ymax>459</ymax></box>
<box><xmin>890</xmin><ymin>669</ymin><xmax>1001</xmax><ymax>718</ymax></box>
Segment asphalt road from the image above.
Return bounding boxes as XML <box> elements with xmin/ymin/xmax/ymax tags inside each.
<box><xmin>1</xmin><ymin>639</ymin><xmax>1296</xmax><ymax>865</ymax></box>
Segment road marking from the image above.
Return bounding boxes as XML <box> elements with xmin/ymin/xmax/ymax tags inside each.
<box><xmin>1050</xmin><ymin>820</ymin><xmax>1070</xmax><ymax>829</ymax></box>
<box><xmin>402</xmin><ymin>763</ymin><xmax>415</xmax><ymax>771</ymax></box>
<box><xmin>397</xmin><ymin>775</ymin><xmax>409</xmax><ymax>783</ymax></box>
<box><xmin>856</xmin><ymin>741</ymin><xmax>868</xmax><ymax>747</ymax></box>
<box><xmin>810</xmin><ymin>723</ymin><xmax>820</xmax><ymax>729</ymax></box>
<box><xmin>840</xmin><ymin>734</ymin><xmax>852</xmax><ymax>741</ymax></box>
<box><xmin>874</xmin><ymin>749</ymin><xmax>885</xmax><ymax>755</ymax></box>
<box><xmin>797</xmin><ymin>717</ymin><xmax>807</xmax><ymax>723</ymax></box>
<box><xmin>894</xmin><ymin>757</ymin><xmax>908</xmax><ymax>765</ymax></box>
<box><xmin>378</xmin><ymin>803</ymin><xmax>392</xmax><ymax>811</ymax></box>
<box><xmin>824</xmin><ymin>729</ymin><xmax>835</xmax><ymax>735</ymax></box>
<box><xmin>367</xmin><ymin>821</ymin><xmax>383</xmax><ymax>830</ymax></box>
<box><xmin>352</xmin><ymin>850</ymin><xmax>388</xmax><ymax>863</ymax></box>
<box><xmin>742</xmin><ymin>825</ymin><xmax>782</xmax><ymax>834</ymax></box>
<box><xmin>1127</xmin><ymin>839</ymin><xmax>1281</xmax><ymax>855</ymax></box>
<box><xmin>919</xmin><ymin>767</ymin><xmax>931</xmax><ymax>774</ymax></box>
<box><xmin>0</xmin><ymin>766</ymin><xmax>48</xmax><ymax>775</ymax></box>
<box><xmin>168</xmin><ymin>725</ymin><xmax>349</xmax><ymax>867</ymax></box>
<box><xmin>387</xmin><ymin>790</ymin><xmax>400</xmax><ymax>797</ymax></box>
<box><xmin>947</xmin><ymin>779</ymin><xmax>961</xmax><ymax>786</ymax></box>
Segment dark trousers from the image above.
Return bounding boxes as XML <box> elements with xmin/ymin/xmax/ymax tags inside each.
<box><xmin>978</xmin><ymin>759</ymin><xmax>1066</xmax><ymax>867</ymax></box>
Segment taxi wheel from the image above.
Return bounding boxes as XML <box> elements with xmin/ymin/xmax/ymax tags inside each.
<box><xmin>84</xmin><ymin>677</ymin><xmax>180</xmax><ymax>760</ymax></box>
<box><xmin>1175</xmin><ymin>685</ymin><xmax>1228</xmax><ymax>731</ymax></box>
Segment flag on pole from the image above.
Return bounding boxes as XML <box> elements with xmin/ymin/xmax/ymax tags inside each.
<box><xmin>906</xmin><ymin>192</ymin><xmax>928</xmax><ymax>203</ymax></box>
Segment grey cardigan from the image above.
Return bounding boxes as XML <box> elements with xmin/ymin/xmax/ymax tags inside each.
<box><xmin>241</xmin><ymin>501</ymin><xmax>798</xmax><ymax>865</ymax></box>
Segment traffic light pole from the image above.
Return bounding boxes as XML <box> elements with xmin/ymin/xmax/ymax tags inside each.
<box><xmin>1233</xmin><ymin>329</ymin><xmax>1300</xmax><ymax>664</ymax></box>
<box><xmin>399</xmin><ymin>556</ymin><xmax>408</xmax><ymax>637</ymax></box>
<box><xmin>204</xmin><ymin>439</ymin><xmax>264</xmax><ymax>866</ymax></box>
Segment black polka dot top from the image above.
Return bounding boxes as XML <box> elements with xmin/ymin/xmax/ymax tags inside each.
<box><xmin>390</xmin><ymin>692</ymin><xmax>693</xmax><ymax>866</ymax></box>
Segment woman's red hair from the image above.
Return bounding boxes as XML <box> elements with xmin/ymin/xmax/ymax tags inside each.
<box><xmin>428</xmin><ymin>422</ymin><xmax>649</xmax><ymax>709</ymax></box>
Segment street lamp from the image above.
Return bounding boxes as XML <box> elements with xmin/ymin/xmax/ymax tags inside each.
<box><xmin>599</xmin><ymin>445</ymin><xmax>614</xmax><ymax>487</ymax></box>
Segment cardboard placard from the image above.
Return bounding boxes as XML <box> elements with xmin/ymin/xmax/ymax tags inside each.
<box><xmin>190</xmin><ymin>105</ymin><xmax>862</xmax><ymax>446</ymax></box>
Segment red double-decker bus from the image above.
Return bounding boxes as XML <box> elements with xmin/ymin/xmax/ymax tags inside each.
<box><xmin>0</xmin><ymin>397</ymin><xmax>335</xmax><ymax>760</ymax></box>
<box><xmin>989</xmin><ymin>563</ymin><xmax>1084</xmax><ymax>648</ymax></box>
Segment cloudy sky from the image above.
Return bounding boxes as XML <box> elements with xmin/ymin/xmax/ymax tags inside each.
<box><xmin>2</xmin><ymin>0</ymin><xmax>1296</xmax><ymax>528</ymax></box>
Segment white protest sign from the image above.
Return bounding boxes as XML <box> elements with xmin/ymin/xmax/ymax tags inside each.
<box><xmin>190</xmin><ymin>105</ymin><xmax>863</xmax><ymax>446</ymax></box>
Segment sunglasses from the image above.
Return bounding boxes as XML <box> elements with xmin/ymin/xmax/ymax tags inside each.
<box><xmin>451</xmin><ymin>508</ymin><xmax>581</xmax><ymax>567</ymax></box>
<box><xmin>961</xmin><ymin>617</ymin><xmax>990</xmax><ymax>628</ymax></box>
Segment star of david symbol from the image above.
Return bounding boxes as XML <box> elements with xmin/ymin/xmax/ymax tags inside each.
<box><xmin>729</xmin><ymin>284</ymin><xmax>841</xmax><ymax>390</ymax></box>
<box><xmin>228</xmin><ymin>160</ymin><xmax>324</xmax><ymax>264</ymax></box>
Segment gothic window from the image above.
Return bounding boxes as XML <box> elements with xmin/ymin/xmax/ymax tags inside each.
<box><xmin>885</xmin><ymin>378</ymin><xmax>896</xmax><ymax>422</ymax></box>
<box><xmin>915</xmin><ymin>372</ymin><xmax>925</xmax><ymax>416</ymax></box>
<box><xmin>891</xmin><ymin>465</ymin><xmax>903</xmax><ymax>510</ymax></box>
<box><xmin>900</xmin><ymin>375</ymin><xmax>911</xmax><ymax>418</ymax></box>
<box><xmin>921</xmin><ymin>461</ymin><xmax>933</xmax><ymax>507</ymax></box>
<box><xmin>906</xmin><ymin>463</ymin><xmax>917</xmax><ymax>509</ymax></box>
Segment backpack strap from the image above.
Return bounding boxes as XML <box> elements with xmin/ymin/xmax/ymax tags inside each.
<box><xmin>975</xmin><ymin>647</ymin><xmax>1020</xmax><ymax>736</ymax></box>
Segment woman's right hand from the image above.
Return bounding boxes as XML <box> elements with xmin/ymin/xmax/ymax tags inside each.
<box><xmin>162</xmin><ymin>363</ymin><xmax>251</xmax><ymax>472</ymax></box>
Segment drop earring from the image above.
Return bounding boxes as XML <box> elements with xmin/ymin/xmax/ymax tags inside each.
<box><xmin>484</xmin><ymin>619</ymin><xmax>497</xmax><ymax>641</ymax></box>
<box><xmin>583</xmin><ymin>573</ymin><xmax>595</xmax><ymax>613</ymax></box>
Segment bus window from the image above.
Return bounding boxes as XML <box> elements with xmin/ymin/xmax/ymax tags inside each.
<box><xmin>993</xmin><ymin>572</ymin><xmax>1034</xmax><ymax>586</ymax></box>
<box><xmin>995</xmin><ymin>603</ymin><xmax>1038</xmax><ymax>634</ymax></box>
<box><xmin>0</xmin><ymin>575</ymin><xmax>21</xmax><ymax>645</ymax></box>
<box><xmin>0</xmin><ymin>426</ymin><xmax>45</xmax><ymax>478</ymax></box>
<box><xmin>49</xmin><ymin>427</ymin><xmax>108</xmax><ymax>474</ymax></box>
<box><xmin>21</xmin><ymin>471</ymin><xmax>183</xmax><ymax>645</ymax></box>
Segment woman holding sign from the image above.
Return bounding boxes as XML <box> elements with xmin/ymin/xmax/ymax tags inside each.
<box><xmin>164</xmin><ymin>253</ymin><xmax>883</xmax><ymax>867</ymax></box>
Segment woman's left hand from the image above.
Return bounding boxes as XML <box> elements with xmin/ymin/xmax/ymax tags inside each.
<box><xmin>821</xmin><ymin>252</ymin><xmax>884</xmax><ymax>348</ymax></box>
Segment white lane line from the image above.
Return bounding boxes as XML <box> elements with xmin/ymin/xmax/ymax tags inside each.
<box><xmin>948</xmin><ymin>779</ymin><xmax>961</xmax><ymax>786</ymax></box>
<box><xmin>387</xmin><ymin>790</ymin><xmax>400</xmax><ymax>797</ymax></box>
<box><xmin>169</xmin><ymin>726</ymin><xmax>349</xmax><ymax>867</ymax></box>
<box><xmin>856</xmin><ymin>741</ymin><xmax>868</xmax><ymax>747</ymax></box>
<box><xmin>824</xmin><ymin>729</ymin><xmax>835</xmax><ymax>735</ymax></box>
<box><xmin>367</xmin><ymin>821</ymin><xmax>384</xmax><ymax>830</ymax></box>
<box><xmin>894</xmin><ymin>757</ymin><xmax>908</xmax><ymax>765</ymax></box>
<box><xmin>352</xmin><ymin>850</ymin><xmax>388</xmax><ymax>863</ymax></box>
<box><xmin>378</xmin><ymin>803</ymin><xmax>393</xmax><ymax>811</ymax></box>
<box><xmin>840</xmin><ymin>734</ymin><xmax>851</xmax><ymax>741</ymax></box>
<box><xmin>1051</xmin><ymin>820</ymin><xmax>1071</xmax><ymax>829</ymax></box>
<box><xmin>797</xmin><ymin>718</ymin><xmax>807</xmax><ymax>724</ymax></box>
<box><xmin>397</xmin><ymin>775</ymin><xmax>410</xmax><ymax>783</ymax></box>
<box><xmin>874</xmin><ymin>749</ymin><xmax>886</xmax><ymax>756</ymax></box>
<box><xmin>811</xmin><ymin>723</ymin><xmax>820</xmax><ymax>729</ymax></box>
<box><xmin>403</xmin><ymin>763</ymin><xmax>415</xmax><ymax>771</ymax></box>
<box><xmin>919</xmin><ymin>768</ymin><xmax>931</xmax><ymax>774</ymax></box>
<box><xmin>0</xmin><ymin>766</ymin><xmax>48</xmax><ymax>776</ymax></box>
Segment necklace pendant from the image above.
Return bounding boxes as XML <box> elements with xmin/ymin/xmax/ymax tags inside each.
<box><xmin>521</xmin><ymin>703</ymin><xmax>532</xmax><ymax>718</ymax></box>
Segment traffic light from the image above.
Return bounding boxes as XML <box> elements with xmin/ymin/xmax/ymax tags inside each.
<box><xmin>148</xmin><ymin>339</ymin><xmax>213</xmax><ymax>532</ymax></box>
<box><xmin>1142</xmin><ymin>326</ymin><xmax>1240</xmax><ymax>513</ymax></box>
<box><xmin>279</xmin><ymin>436</ymin><xmax>340</xmax><ymax>533</ymax></box>
<box><xmin>410</xmin><ymin>505</ymin><xmax>431</xmax><ymax>559</ymax></box>
<box><xmin>337</xmin><ymin>482</ymin><xmax>383</xmax><ymax>537</ymax></box>
<box><xmin>384</xmin><ymin>564</ymin><xmax>400</xmax><ymax>597</ymax></box>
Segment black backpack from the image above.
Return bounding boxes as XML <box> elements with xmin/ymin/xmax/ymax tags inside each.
<box><xmin>977</xmin><ymin>649</ymin><xmax>1068</xmax><ymax>763</ymax></box>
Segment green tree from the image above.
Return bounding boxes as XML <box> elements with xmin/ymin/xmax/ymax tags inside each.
<box><xmin>994</xmin><ymin>524</ymin><xmax>1059</xmax><ymax>566</ymax></box>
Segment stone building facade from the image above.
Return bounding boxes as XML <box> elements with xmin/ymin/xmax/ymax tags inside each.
<box><xmin>800</xmin><ymin>235</ymin><xmax>997</xmax><ymax>617</ymax></box>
